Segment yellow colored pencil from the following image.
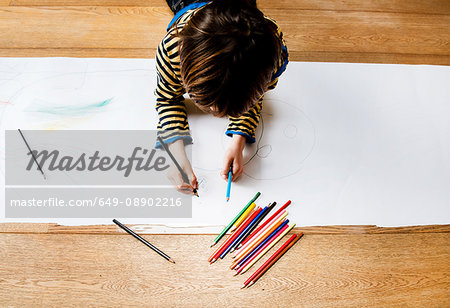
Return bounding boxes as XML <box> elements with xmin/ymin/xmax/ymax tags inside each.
<box><xmin>230</xmin><ymin>202</ymin><xmax>256</xmax><ymax>232</ymax></box>
<box><xmin>231</xmin><ymin>212</ymin><xmax>288</xmax><ymax>268</ymax></box>
<box><xmin>237</xmin><ymin>223</ymin><xmax>296</xmax><ymax>274</ymax></box>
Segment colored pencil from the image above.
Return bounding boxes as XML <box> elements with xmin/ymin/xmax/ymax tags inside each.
<box><xmin>230</xmin><ymin>202</ymin><xmax>276</xmax><ymax>252</ymax></box>
<box><xmin>18</xmin><ymin>129</ymin><xmax>46</xmax><ymax>180</ymax></box>
<box><xmin>231</xmin><ymin>215</ymin><xmax>287</xmax><ymax>267</ymax></box>
<box><xmin>234</xmin><ymin>223</ymin><xmax>289</xmax><ymax>276</ymax></box>
<box><xmin>234</xmin><ymin>223</ymin><xmax>289</xmax><ymax>275</ymax></box>
<box><xmin>226</xmin><ymin>166</ymin><xmax>232</xmax><ymax>202</ymax></box>
<box><xmin>112</xmin><ymin>219</ymin><xmax>175</xmax><ymax>263</ymax></box>
<box><xmin>233</xmin><ymin>209</ymin><xmax>287</xmax><ymax>258</ymax></box>
<box><xmin>221</xmin><ymin>204</ymin><xmax>271</xmax><ymax>258</ymax></box>
<box><xmin>234</xmin><ymin>221</ymin><xmax>290</xmax><ymax>273</ymax></box>
<box><xmin>237</xmin><ymin>223</ymin><xmax>297</xmax><ymax>275</ymax></box>
<box><xmin>233</xmin><ymin>211</ymin><xmax>288</xmax><ymax>264</ymax></box>
<box><xmin>231</xmin><ymin>218</ymin><xmax>289</xmax><ymax>270</ymax></box>
<box><xmin>157</xmin><ymin>136</ymin><xmax>198</xmax><ymax>197</ymax></box>
<box><xmin>242</xmin><ymin>233</ymin><xmax>302</xmax><ymax>288</ymax></box>
<box><xmin>208</xmin><ymin>207</ymin><xmax>262</xmax><ymax>263</ymax></box>
<box><xmin>239</xmin><ymin>200</ymin><xmax>291</xmax><ymax>248</ymax></box>
<box><xmin>215</xmin><ymin>207</ymin><xmax>263</xmax><ymax>260</ymax></box>
<box><xmin>210</xmin><ymin>192</ymin><xmax>261</xmax><ymax>247</ymax></box>
<box><xmin>230</xmin><ymin>203</ymin><xmax>256</xmax><ymax>232</ymax></box>
<box><xmin>220</xmin><ymin>206</ymin><xmax>267</xmax><ymax>259</ymax></box>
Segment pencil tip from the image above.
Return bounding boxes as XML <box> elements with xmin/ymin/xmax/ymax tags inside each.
<box><xmin>169</xmin><ymin>258</ymin><xmax>175</xmax><ymax>264</ymax></box>
<box><xmin>210</xmin><ymin>258</ymin><xmax>216</xmax><ymax>264</ymax></box>
<box><xmin>210</xmin><ymin>242</ymin><xmax>216</xmax><ymax>247</ymax></box>
<box><xmin>233</xmin><ymin>272</ymin><xmax>239</xmax><ymax>276</ymax></box>
<box><xmin>240</xmin><ymin>284</ymin><xmax>246</xmax><ymax>289</ymax></box>
<box><xmin>226</xmin><ymin>198</ymin><xmax>229</xmax><ymax>202</ymax></box>
<box><xmin>42</xmin><ymin>173</ymin><xmax>46</xmax><ymax>180</ymax></box>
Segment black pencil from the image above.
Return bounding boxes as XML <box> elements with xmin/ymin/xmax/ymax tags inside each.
<box><xmin>157</xmin><ymin>136</ymin><xmax>198</xmax><ymax>197</ymax></box>
<box><xmin>113</xmin><ymin>219</ymin><xmax>175</xmax><ymax>263</ymax></box>
<box><xmin>18</xmin><ymin>129</ymin><xmax>46</xmax><ymax>180</ymax></box>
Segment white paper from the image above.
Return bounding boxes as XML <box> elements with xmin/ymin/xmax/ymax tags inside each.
<box><xmin>0</xmin><ymin>58</ymin><xmax>449</xmax><ymax>232</ymax></box>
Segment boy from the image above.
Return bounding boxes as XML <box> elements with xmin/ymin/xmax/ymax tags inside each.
<box><xmin>156</xmin><ymin>0</ymin><xmax>288</xmax><ymax>193</ymax></box>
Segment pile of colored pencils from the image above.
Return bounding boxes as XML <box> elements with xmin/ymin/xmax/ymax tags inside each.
<box><xmin>208</xmin><ymin>192</ymin><xmax>303</xmax><ymax>288</ymax></box>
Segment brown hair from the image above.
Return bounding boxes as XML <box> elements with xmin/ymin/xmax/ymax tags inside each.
<box><xmin>177</xmin><ymin>0</ymin><xmax>282</xmax><ymax>117</ymax></box>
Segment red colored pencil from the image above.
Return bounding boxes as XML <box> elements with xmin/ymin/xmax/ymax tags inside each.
<box><xmin>208</xmin><ymin>207</ymin><xmax>262</xmax><ymax>263</ymax></box>
<box><xmin>238</xmin><ymin>200</ymin><xmax>291</xmax><ymax>248</ymax></box>
<box><xmin>242</xmin><ymin>233</ymin><xmax>302</xmax><ymax>288</ymax></box>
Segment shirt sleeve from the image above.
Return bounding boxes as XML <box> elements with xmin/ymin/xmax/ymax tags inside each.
<box><xmin>226</xmin><ymin>29</ymin><xmax>289</xmax><ymax>143</ymax></box>
<box><xmin>154</xmin><ymin>34</ymin><xmax>193</xmax><ymax>148</ymax></box>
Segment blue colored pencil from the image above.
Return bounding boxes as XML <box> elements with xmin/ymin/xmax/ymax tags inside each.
<box><xmin>235</xmin><ymin>219</ymin><xmax>289</xmax><ymax>270</ymax></box>
<box><xmin>226</xmin><ymin>166</ymin><xmax>232</xmax><ymax>202</ymax></box>
<box><xmin>219</xmin><ymin>206</ymin><xmax>269</xmax><ymax>259</ymax></box>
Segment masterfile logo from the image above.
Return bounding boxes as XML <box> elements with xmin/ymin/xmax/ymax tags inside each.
<box><xmin>4</xmin><ymin>130</ymin><xmax>192</xmax><ymax>218</ymax></box>
<box><xmin>24</xmin><ymin>147</ymin><xmax>169</xmax><ymax>177</ymax></box>
<box><xmin>6</xmin><ymin>130</ymin><xmax>182</xmax><ymax>185</ymax></box>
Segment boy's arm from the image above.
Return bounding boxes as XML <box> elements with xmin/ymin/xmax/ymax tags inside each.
<box><xmin>225</xmin><ymin>36</ymin><xmax>288</xmax><ymax>143</ymax></box>
<box><xmin>225</xmin><ymin>67</ymin><xmax>285</xmax><ymax>142</ymax></box>
<box><xmin>226</xmin><ymin>97</ymin><xmax>263</xmax><ymax>144</ymax></box>
<box><xmin>155</xmin><ymin>37</ymin><xmax>192</xmax><ymax>148</ymax></box>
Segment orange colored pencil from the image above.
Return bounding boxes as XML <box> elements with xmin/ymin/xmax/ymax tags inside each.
<box><xmin>208</xmin><ymin>207</ymin><xmax>262</xmax><ymax>263</ymax></box>
<box><xmin>239</xmin><ymin>200</ymin><xmax>291</xmax><ymax>248</ymax></box>
<box><xmin>242</xmin><ymin>233</ymin><xmax>302</xmax><ymax>288</ymax></box>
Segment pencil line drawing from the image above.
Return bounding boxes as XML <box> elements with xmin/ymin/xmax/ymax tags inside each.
<box><xmin>242</xmin><ymin>99</ymin><xmax>317</xmax><ymax>181</ymax></box>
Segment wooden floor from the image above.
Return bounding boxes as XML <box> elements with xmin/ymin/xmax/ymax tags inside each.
<box><xmin>0</xmin><ymin>0</ymin><xmax>449</xmax><ymax>64</ymax></box>
<box><xmin>0</xmin><ymin>230</ymin><xmax>449</xmax><ymax>307</ymax></box>
<box><xmin>1</xmin><ymin>0</ymin><xmax>450</xmax><ymax>307</ymax></box>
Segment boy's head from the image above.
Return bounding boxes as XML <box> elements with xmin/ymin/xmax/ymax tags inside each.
<box><xmin>177</xmin><ymin>0</ymin><xmax>282</xmax><ymax>118</ymax></box>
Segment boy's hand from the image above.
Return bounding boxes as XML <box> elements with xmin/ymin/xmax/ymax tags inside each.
<box><xmin>221</xmin><ymin>134</ymin><xmax>246</xmax><ymax>182</ymax></box>
<box><xmin>166</xmin><ymin>139</ymin><xmax>198</xmax><ymax>194</ymax></box>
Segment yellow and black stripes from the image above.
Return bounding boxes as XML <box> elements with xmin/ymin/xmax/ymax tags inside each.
<box><xmin>155</xmin><ymin>6</ymin><xmax>288</xmax><ymax>146</ymax></box>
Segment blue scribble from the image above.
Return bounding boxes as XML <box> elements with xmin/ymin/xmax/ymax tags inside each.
<box><xmin>26</xmin><ymin>97</ymin><xmax>113</xmax><ymax>116</ymax></box>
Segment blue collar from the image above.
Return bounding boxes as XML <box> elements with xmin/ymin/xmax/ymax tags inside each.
<box><xmin>167</xmin><ymin>2</ymin><xmax>210</xmax><ymax>31</ymax></box>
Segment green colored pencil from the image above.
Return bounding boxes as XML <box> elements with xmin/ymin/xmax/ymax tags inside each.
<box><xmin>210</xmin><ymin>192</ymin><xmax>261</xmax><ymax>247</ymax></box>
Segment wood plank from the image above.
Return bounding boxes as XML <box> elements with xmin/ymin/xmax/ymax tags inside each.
<box><xmin>9</xmin><ymin>0</ymin><xmax>450</xmax><ymax>15</ymax></box>
<box><xmin>1</xmin><ymin>223</ymin><xmax>449</xmax><ymax>234</ymax></box>
<box><xmin>258</xmin><ymin>0</ymin><xmax>450</xmax><ymax>14</ymax></box>
<box><xmin>1</xmin><ymin>48</ymin><xmax>450</xmax><ymax>65</ymax></box>
<box><xmin>0</xmin><ymin>0</ymin><xmax>10</xmax><ymax>6</ymax></box>
<box><xmin>9</xmin><ymin>0</ymin><xmax>167</xmax><ymax>6</ymax></box>
<box><xmin>0</xmin><ymin>233</ymin><xmax>448</xmax><ymax>306</ymax></box>
<box><xmin>0</xmin><ymin>223</ymin><xmax>50</xmax><ymax>233</ymax></box>
<box><xmin>288</xmin><ymin>50</ymin><xmax>450</xmax><ymax>65</ymax></box>
<box><xmin>0</xmin><ymin>6</ymin><xmax>171</xmax><ymax>49</ymax></box>
<box><xmin>0</xmin><ymin>7</ymin><xmax>448</xmax><ymax>58</ymax></box>
<box><xmin>0</xmin><ymin>47</ymin><xmax>157</xmax><ymax>58</ymax></box>
<box><xmin>275</xmin><ymin>9</ymin><xmax>450</xmax><ymax>56</ymax></box>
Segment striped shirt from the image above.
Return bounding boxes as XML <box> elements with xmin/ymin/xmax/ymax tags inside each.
<box><xmin>155</xmin><ymin>5</ymin><xmax>288</xmax><ymax>147</ymax></box>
